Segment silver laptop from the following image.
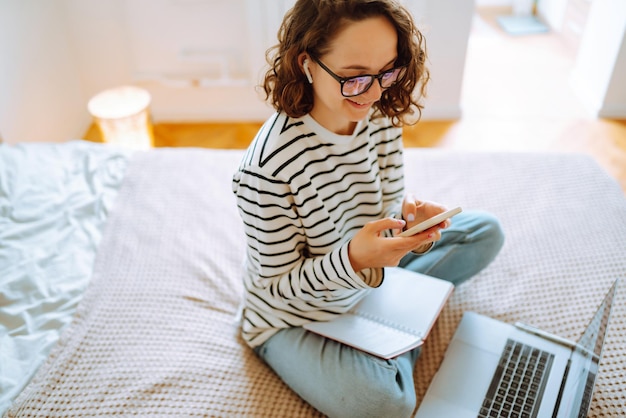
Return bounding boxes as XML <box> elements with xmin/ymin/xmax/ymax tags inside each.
<box><xmin>416</xmin><ymin>279</ymin><xmax>619</xmax><ymax>418</ymax></box>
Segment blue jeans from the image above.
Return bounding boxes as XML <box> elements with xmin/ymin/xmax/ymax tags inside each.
<box><xmin>254</xmin><ymin>210</ymin><xmax>504</xmax><ymax>418</ymax></box>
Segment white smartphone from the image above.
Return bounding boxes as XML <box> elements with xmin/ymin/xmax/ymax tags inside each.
<box><xmin>398</xmin><ymin>206</ymin><xmax>462</xmax><ymax>237</ymax></box>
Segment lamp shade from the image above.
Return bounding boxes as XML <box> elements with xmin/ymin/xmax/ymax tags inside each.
<box><xmin>88</xmin><ymin>86</ymin><xmax>154</xmax><ymax>150</ymax></box>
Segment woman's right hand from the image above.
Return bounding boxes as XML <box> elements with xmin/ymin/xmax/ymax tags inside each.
<box><xmin>347</xmin><ymin>217</ymin><xmax>434</xmax><ymax>273</ymax></box>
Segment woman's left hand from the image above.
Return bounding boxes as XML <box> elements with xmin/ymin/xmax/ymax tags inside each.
<box><xmin>400</xmin><ymin>195</ymin><xmax>451</xmax><ymax>251</ymax></box>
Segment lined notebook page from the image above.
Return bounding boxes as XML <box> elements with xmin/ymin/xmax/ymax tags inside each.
<box><xmin>304</xmin><ymin>268</ymin><xmax>454</xmax><ymax>359</ymax></box>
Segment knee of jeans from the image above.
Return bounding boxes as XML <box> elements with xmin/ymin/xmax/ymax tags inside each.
<box><xmin>367</xmin><ymin>390</ymin><xmax>415</xmax><ymax>418</ymax></box>
<box><xmin>469</xmin><ymin>212</ymin><xmax>505</xmax><ymax>249</ymax></box>
<box><xmin>487</xmin><ymin>216</ymin><xmax>505</xmax><ymax>252</ymax></box>
<box><xmin>345</xmin><ymin>378</ymin><xmax>416</xmax><ymax>418</ymax></box>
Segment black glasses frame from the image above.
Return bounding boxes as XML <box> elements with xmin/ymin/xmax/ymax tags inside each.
<box><xmin>310</xmin><ymin>56</ymin><xmax>405</xmax><ymax>98</ymax></box>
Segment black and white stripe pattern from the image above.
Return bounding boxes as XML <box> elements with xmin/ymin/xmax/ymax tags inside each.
<box><xmin>232</xmin><ymin>112</ymin><xmax>405</xmax><ymax>347</ymax></box>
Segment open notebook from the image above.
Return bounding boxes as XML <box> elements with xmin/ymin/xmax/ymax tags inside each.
<box><xmin>303</xmin><ymin>267</ymin><xmax>454</xmax><ymax>359</ymax></box>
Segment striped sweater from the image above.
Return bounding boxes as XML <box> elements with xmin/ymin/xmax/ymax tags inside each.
<box><xmin>232</xmin><ymin>111</ymin><xmax>405</xmax><ymax>347</ymax></box>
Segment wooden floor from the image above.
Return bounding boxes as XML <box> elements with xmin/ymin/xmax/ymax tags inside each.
<box><xmin>85</xmin><ymin>7</ymin><xmax>626</xmax><ymax>194</ymax></box>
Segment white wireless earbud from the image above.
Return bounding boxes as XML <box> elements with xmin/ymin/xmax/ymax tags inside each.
<box><xmin>303</xmin><ymin>59</ymin><xmax>313</xmax><ymax>84</ymax></box>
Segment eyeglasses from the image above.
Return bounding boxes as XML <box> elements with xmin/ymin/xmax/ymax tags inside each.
<box><xmin>310</xmin><ymin>56</ymin><xmax>406</xmax><ymax>97</ymax></box>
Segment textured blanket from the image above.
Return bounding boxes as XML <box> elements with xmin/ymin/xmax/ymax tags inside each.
<box><xmin>6</xmin><ymin>148</ymin><xmax>626</xmax><ymax>417</ymax></box>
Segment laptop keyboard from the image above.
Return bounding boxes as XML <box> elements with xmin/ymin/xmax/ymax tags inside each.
<box><xmin>478</xmin><ymin>339</ymin><xmax>554</xmax><ymax>418</ymax></box>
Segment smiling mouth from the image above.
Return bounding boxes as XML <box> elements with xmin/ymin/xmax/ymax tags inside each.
<box><xmin>348</xmin><ymin>99</ymin><xmax>370</xmax><ymax>107</ymax></box>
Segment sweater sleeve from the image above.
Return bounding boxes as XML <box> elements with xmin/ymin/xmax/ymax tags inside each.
<box><xmin>378</xmin><ymin>125</ymin><xmax>405</xmax><ymax>234</ymax></box>
<box><xmin>232</xmin><ymin>165</ymin><xmax>382</xmax><ymax>306</ymax></box>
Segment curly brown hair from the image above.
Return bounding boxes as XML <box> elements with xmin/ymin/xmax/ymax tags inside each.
<box><xmin>262</xmin><ymin>0</ymin><xmax>429</xmax><ymax>126</ymax></box>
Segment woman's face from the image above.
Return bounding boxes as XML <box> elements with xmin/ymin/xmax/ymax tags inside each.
<box><xmin>307</xmin><ymin>16</ymin><xmax>398</xmax><ymax>135</ymax></box>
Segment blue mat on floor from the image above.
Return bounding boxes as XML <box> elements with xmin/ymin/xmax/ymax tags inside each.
<box><xmin>497</xmin><ymin>15</ymin><xmax>549</xmax><ymax>35</ymax></box>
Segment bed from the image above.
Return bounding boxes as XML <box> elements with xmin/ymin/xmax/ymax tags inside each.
<box><xmin>1</xmin><ymin>139</ymin><xmax>625</xmax><ymax>417</ymax></box>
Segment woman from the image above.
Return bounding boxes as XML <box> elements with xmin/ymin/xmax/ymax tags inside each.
<box><xmin>232</xmin><ymin>1</ymin><xmax>504</xmax><ymax>416</ymax></box>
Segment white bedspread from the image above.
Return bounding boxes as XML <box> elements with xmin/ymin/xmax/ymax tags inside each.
<box><xmin>0</xmin><ymin>141</ymin><xmax>131</xmax><ymax>414</ymax></box>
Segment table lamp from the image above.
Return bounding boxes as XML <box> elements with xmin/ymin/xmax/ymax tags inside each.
<box><xmin>87</xmin><ymin>86</ymin><xmax>154</xmax><ymax>150</ymax></box>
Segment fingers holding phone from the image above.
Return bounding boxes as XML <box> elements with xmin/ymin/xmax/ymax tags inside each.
<box><xmin>400</xmin><ymin>196</ymin><xmax>461</xmax><ymax>238</ymax></box>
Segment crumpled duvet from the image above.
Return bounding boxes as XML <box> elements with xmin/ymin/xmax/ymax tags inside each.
<box><xmin>0</xmin><ymin>140</ymin><xmax>132</xmax><ymax>413</ymax></box>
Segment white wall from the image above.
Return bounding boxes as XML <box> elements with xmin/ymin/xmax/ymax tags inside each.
<box><xmin>118</xmin><ymin>0</ymin><xmax>286</xmax><ymax>121</ymax></box>
<box><xmin>476</xmin><ymin>0</ymin><xmax>513</xmax><ymax>6</ymax></box>
<box><xmin>63</xmin><ymin>0</ymin><xmax>131</xmax><ymax>101</ymax></box>
<box><xmin>602</xmin><ymin>34</ymin><xmax>626</xmax><ymax>117</ymax></box>
<box><xmin>570</xmin><ymin>0</ymin><xmax>626</xmax><ymax>118</ymax></box>
<box><xmin>0</xmin><ymin>0</ymin><xmax>87</xmax><ymax>143</ymax></box>
<box><xmin>409</xmin><ymin>0</ymin><xmax>475</xmax><ymax>119</ymax></box>
<box><xmin>537</xmin><ymin>0</ymin><xmax>569</xmax><ymax>30</ymax></box>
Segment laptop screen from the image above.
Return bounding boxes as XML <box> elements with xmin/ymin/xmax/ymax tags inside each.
<box><xmin>556</xmin><ymin>279</ymin><xmax>618</xmax><ymax>417</ymax></box>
